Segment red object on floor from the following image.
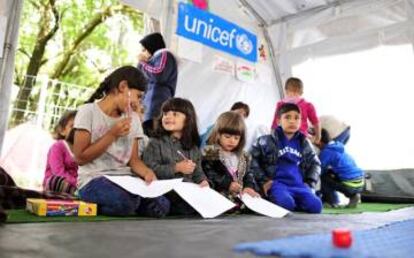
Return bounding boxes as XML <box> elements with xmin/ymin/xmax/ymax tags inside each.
<box><xmin>332</xmin><ymin>228</ymin><xmax>353</xmax><ymax>248</ymax></box>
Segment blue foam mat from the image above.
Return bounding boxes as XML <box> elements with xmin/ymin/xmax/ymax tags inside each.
<box><xmin>234</xmin><ymin>219</ymin><xmax>414</xmax><ymax>258</ymax></box>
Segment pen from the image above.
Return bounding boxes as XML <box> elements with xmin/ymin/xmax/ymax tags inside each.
<box><xmin>177</xmin><ymin>150</ymin><xmax>188</xmax><ymax>160</ymax></box>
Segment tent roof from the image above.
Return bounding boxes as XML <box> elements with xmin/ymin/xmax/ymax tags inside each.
<box><xmin>240</xmin><ymin>0</ymin><xmax>341</xmax><ymax>26</ymax></box>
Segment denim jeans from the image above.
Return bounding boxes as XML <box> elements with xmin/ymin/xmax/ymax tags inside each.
<box><xmin>321</xmin><ymin>171</ymin><xmax>363</xmax><ymax>205</ymax></box>
<box><xmin>79</xmin><ymin>176</ymin><xmax>170</xmax><ymax>217</ymax></box>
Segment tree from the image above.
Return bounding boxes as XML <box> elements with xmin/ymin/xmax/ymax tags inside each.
<box><xmin>11</xmin><ymin>0</ymin><xmax>143</xmax><ymax>127</ymax></box>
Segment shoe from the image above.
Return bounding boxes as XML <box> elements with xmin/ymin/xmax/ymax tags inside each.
<box><xmin>323</xmin><ymin>202</ymin><xmax>339</xmax><ymax>208</ymax></box>
<box><xmin>346</xmin><ymin>193</ymin><xmax>361</xmax><ymax>208</ymax></box>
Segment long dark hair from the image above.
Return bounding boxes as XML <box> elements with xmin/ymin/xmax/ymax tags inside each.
<box><xmin>86</xmin><ymin>66</ymin><xmax>147</xmax><ymax>103</ymax></box>
<box><xmin>155</xmin><ymin>98</ymin><xmax>200</xmax><ymax>150</ymax></box>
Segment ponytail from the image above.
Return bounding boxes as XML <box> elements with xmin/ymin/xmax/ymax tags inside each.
<box><xmin>85</xmin><ymin>79</ymin><xmax>109</xmax><ymax>103</ymax></box>
<box><xmin>85</xmin><ymin>66</ymin><xmax>147</xmax><ymax>104</ymax></box>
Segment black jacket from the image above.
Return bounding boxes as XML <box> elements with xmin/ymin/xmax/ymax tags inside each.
<box><xmin>250</xmin><ymin>129</ymin><xmax>321</xmax><ymax>193</ymax></box>
<box><xmin>202</xmin><ymin>145</ymin><xmax>257</xmax><ymax>194</ymax></box>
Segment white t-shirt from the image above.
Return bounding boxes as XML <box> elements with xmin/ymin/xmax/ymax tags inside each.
<box><xmin>74</xmin><ymin>102</ymin><xmax>142</xmax><ymax>188</ymax></box>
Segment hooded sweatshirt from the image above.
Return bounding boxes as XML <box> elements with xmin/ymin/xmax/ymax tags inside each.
<box><xmin>319</xmin><ymin>141</ymin><xmax>363</xmax><ymax>181</ymax></box>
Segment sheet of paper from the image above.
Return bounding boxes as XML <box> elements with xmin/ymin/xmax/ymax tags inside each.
<box><xmin>173</xmin><ymin>182</ymin><xmax>236</xmax><ymax>218</ymax></box>
<box><xmin>0</xmin><ymin>16</ymin><xmax>7</xmax><ymax>58</ymax></box>
<box><xmin>241</xmin><ymin>194</ymin><xmax>289</xmax><ymax>218</ymax></box>
<box><xmin>104</xmin><ymin>175</ymin><xmax>182</xmax><ymax>198</ymax></box>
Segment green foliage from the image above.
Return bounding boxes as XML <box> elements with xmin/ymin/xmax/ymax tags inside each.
<box><xmin>14</xmin><ymin>0</ymin><xmax>144</xmax><ymax>90</ymax></box>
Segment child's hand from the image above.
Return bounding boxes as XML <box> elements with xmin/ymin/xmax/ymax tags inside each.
<box><xmin>109</xmin><ymin>118</ymin><xmax>131</xmax><ymax>138</ymax></box>
<box><xmin>175</xmin><ymin>160</ymin><xmax>196</xmax><ymax>174</ymax></box>
<box><xmin>262</xmin><ymin>180</ymin><xmax>273</xmax><ymax>196</ymax></box>
<box><xmin>229</xmin><ymin>182</ymin><xmax>242</xmax><ymax>194</ymax></box>
<box><xmin>199</xmin><ymin>180</ymin><xmax>209</xmax><ymax>188</ymax></box>
<box><xmin>144</xmin><ymin>170</ymin><xmax>157</xmax><ymax>184</ymax></box>
<box><xmin>242</xmin><ymin>187</ymin><xmax>260</xmax><ymax>197</ymax></box>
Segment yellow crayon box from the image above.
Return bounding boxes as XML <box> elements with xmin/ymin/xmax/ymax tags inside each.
<box><xmin>26</xmin><ymin>198</ymin><xmax>97</xmax><ymax>217</ymax></box>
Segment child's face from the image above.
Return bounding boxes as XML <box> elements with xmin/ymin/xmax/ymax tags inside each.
<box><xmin>129</xmin><ymin>90</ymin><xmax>144</xmax><ymax>113</ymax></box>
<box><xmin>280</xmin><ymin>111</ymin><xmax>301</xmax><ymax>134</ymax></box>
<box><xmin>162</xmin><ymin>111</ymin><xmax>186</xmax><ymax>134</ymax></box>
<box><xmin>219</xmin><ymin>133</ymin><xmax>241</xmax><ymax>152</ymax></box>
<box><xmin>61</xmin><ymin>118</ymin><xmax>75</xmax><ymax>138</ymax></box>
<box><xmin>285</xmin><ymin>89</ymin><xmax>302</xmax><ymax>98</ymax></box>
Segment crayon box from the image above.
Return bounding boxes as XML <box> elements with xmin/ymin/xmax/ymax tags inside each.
<box><xmin>26</xmin><ymin>198</ymin><xmax>97</xmax><ymax>217</ymax></box>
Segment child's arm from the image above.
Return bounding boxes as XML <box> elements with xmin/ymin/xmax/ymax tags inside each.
<box><xmin>191</xmin><ymin>149</ymin><xmax>208</xmax><ymax>185</ymax></box>
<box><xmin>47</xmin><ymin>142</ymin><xmax>72</xmax><ymax>180</ymax></box>
<box><xmin>270</xmin><ymin>102</ymin><xmax>282</xmax><ymax>129</ymax></box>
<box><xmin>250</xmin><ymin>136</ymin><xmax>273</xmax><ymax>195</ymax></box>
<box><xmin>129</xmin><ymin>139</ymin><xmax>156</xmax><ymax>183</ymax></box>
<box><xmin>73</xmin><ymin>118</ymin><xmax>131</xmax><ymax>165</ymax></box>
<box><xmin>201</xmin><ymin>159</ymin><xmax>230</xmax><ymax>191</ymax></box>
<box><xmin>139</xmin><ymin>51</ymin><xmax>174</xmax><ymax>83</ymax></box>
<box><xmin>302</xmin><ymin>139</ymin><xmax>321</xmax><ymax>188</ymax></box>
<box><xmin>142</xmin><ymin>139</ymin><xmax>176</xmax><ymax>179</ymax></box>
<box><xmin>307</xmin><ymin>103</ymin><xmax>321</xmax><ymax>143</ymax></box>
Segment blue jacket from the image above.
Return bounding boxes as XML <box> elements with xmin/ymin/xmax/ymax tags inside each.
<box><xmin>139</xmin><ymin>49</ymin><xmax>177</xmax><ymax>122</ymax></box>
<box><xmin>250</xmin><ymin>127</ymin><xmax>321</xmax><ymax>192</ymax></box>
<box><xmin>319</xmin><ymin>141</ymin><xmax>363</xmax><ymax>181</ymax></box>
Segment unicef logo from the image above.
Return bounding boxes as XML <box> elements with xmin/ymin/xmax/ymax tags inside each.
<box><xmin>236</xmin><ymin>33</ymin><xmax>253</xmax><ymax>55</ymax></box>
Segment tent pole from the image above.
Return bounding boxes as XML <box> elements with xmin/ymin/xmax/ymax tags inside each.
<box><xmin>237</xmin><ymin>0</ymin><xmax>285</xmax><ymax>98</ymax></box>
<box><xmin>0</xmin><ymin>0</ymin><xmax>24</xmax><ymax>155</ymax></box>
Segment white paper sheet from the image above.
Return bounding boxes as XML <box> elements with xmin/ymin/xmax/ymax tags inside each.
<box><xmin>0</xmin><ymin>16</ymin><xmax>7</xmax><ymax>58</ymax></box>
<box><xmin>173</xmin><ymin>182</ymin><xmax>236</xmax><ymax>218</ymax></box>
<box><xmin>104</xmin><ymin>176</ymin><xmax>182</xmax><ymax>198</ymax></box>
<box><xmin>241</xmin><ymin>194</ymin><xmax>289</xmax><ymax>218</ymax></box>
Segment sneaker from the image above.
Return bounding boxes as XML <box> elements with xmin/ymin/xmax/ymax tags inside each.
<box><xmin>346</xmin><ymin>193</ymin><xmax>361</xmax><ymax>208</ymax></box>
<box><xmin>323</xmin><ymin>202</ymin><xmax>339</xmax><ymax>208</ymax></box>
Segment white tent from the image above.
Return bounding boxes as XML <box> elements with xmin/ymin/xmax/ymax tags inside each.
<box><xmin>1</xmin><ymin>0</ymin><xmax>414</xmax><ymax>170</ymax></box>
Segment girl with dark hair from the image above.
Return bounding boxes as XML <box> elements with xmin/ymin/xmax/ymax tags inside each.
<box><xmin>202</xmin><ymin>111</ymin><xmax>259</xmax><ymax>211</ymax></box>
<box><xmin>73</xmin><ymin>66</ymin><xmax>170</xmax><ymax>217</ymax></box>
<box><xmin>43</xmin><ymin>111</ymin><xmax>78</xmax><ymax>194</ymax></box>
<box><xmin>143</xmin><ymin>98</ymin><xmax>209</xmax><ymax>215</ymax></box>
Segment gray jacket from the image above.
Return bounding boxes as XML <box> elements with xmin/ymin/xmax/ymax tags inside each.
<box><xmin>143</xmin><ymin>135</ymin><xmax>206</xmax><ymax>183</ymax></box>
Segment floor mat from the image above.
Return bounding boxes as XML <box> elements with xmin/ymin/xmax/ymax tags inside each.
<box><xmin>5</xmin><ymin>209</ymin><xmax>155</xmax><ymax>223</ymax></box>
<box><xmin>322</xmin><ymin>202</ymin><xmax>413</xmax><ymax>214</ymax></box>
<box><xmin>234</xmin><ymin>219</ymin><xmax>414</xmax><ymax>257</ymax></box>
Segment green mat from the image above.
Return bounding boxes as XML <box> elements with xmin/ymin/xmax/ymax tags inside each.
<box><xmin>322</xmin><ymin>202</ymin><xmax>413</xmax><ymax>214</ymax></box>
<box><xmin>5</xmin><ymin>209</ymin><xmax>155</xmax><ymax>223</ymax></box>
<box><xmin>4</xmin><ymin>203</ymin><xmax>412</xmax><ymax>223</ymax></box>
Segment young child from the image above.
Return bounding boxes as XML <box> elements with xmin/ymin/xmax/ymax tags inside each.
<box><xmin>271</xmin><ymin>77</ymin><xmax>321</xmax><ymax>143</ymax></box>
<box><xmin>143</xmin><ymin>98</ymin><xmax>209</xmax><ymax>215</ymax></box>
<box><xmin>317</xmin><ymin>128</ymin><xmax>364</xmax><ymax>208</ymax></box>
<box><xmin>73</xmin><ymin>66</ymin><xmax>170</xmax><ymax>217</ymax></box>
<box><xmin>138</xmin><ymin>32</ymin><xmax>178</xmax><ymax>137</ymax></box>
<box><xmin>251</xmin><ymin>103</ymin><xmax>322</xmax><ymax>213</ymax></box>
<box><xmin>43</xmin><ymin>111</ymin><xmax>78</xmax><ymax>194</ymax></box>
<box><xmin>202</xmin><ymin>111</ymin><xmax>259</xmax><ymax>210</ymax></box>
<box><xmin>200</xmin><ymin>101</ymin><xmax>250</xmax><ymax>148</ymax></box>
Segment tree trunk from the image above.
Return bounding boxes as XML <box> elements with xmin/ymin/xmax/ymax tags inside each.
<box><xmin>11</xmin><ymin>0</ymin><xmax>59</xmax><ymax>126</ymax></box>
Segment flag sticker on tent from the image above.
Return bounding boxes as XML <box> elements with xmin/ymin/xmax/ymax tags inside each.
<box><xmin>176</xmin><ymin>2</ymin><xmax>257</xmax><ymax>63</ymax></box>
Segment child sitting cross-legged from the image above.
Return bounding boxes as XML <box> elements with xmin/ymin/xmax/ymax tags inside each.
<box><xmin>202</xmin><ymin>111</ymin><xmax>259</xmax><ymax>211</ymax></box>
<box><xmin>250</xmin><ymin>103</ymin><xmax>322</xmax><ymax>213</ymax></box>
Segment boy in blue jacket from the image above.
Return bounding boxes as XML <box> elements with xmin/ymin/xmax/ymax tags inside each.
<box><xmin>250</xmin><ymin>103</ymin><xmax>322</xmax><ymax>213</ymax></box>
<box><xmin>317</xmin><ymin>128</ymin><xmax>364</xmax><ymax>208</ymax></box>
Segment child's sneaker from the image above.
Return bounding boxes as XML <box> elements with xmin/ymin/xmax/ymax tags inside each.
<box><xmin>346</xmin><ymin>193</ymin><xmax>361</xmax><ymax>208</ymax></box>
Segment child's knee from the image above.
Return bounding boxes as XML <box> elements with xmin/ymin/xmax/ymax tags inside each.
<box><xmin>303</xmin><ymin>197</ymin><xmax>322</xmax><ymax>214</ymax></box>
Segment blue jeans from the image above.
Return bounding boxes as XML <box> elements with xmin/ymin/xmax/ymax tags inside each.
<box><xmin>268</xmin><ymin>181</ymin><xmax>322</xmax><ymax>214</ymax></box>
<box><xmin>79</xmin><ymin>177</ymin><xmax>170</xmax><ymax>217</ymax></box>
<box><xmin>321</xmin><ymin>171</ymin><xmax>363</xmax><ymax>205</ymax></box>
